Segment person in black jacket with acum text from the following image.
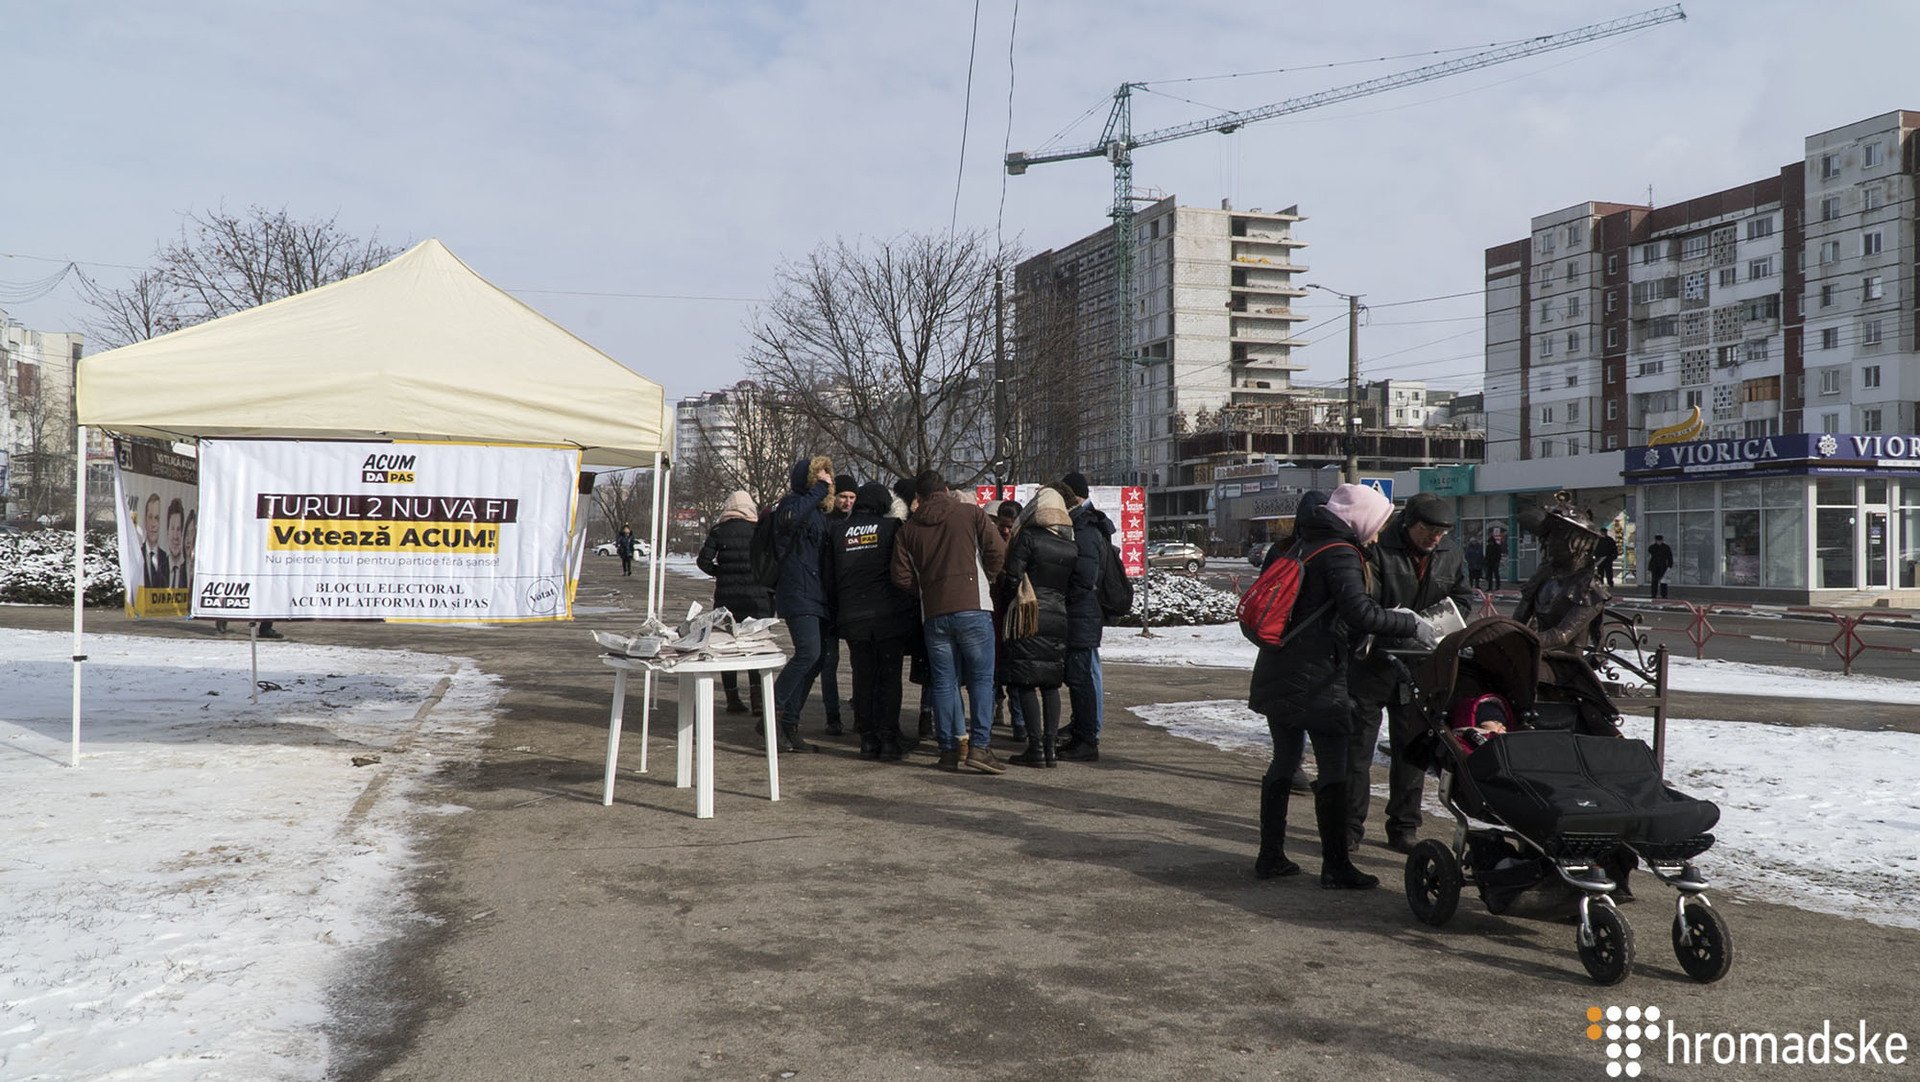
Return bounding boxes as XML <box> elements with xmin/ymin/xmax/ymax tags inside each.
<box><xmin>823</xmin><ymin>482</ymin><xmax>919</xmax><ymax>760</ymax></box>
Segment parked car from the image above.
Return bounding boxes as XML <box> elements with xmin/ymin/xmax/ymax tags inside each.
<box><xmin>1145</xmin><ymin>541</ymin><xmax>1206</xmax><ymax>572</ymax></box>
<box><xmin>593</xmin><ymin>538</ymin><xmax>651</xmax><ymax>557</ymax></box>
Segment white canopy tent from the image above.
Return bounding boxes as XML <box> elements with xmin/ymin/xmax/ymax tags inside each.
<box><xmin>67</xmin><ymin>239</ymin><xmax>675</xmax><ymax>763</ymax></box>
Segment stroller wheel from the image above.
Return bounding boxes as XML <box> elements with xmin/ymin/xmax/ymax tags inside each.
<box><xmin>1672</xmin><ymin>901</ymin><xmax>1733</xmax><ymax>983</ymax></box>
<box><xmin>1576</xmin><ymin>902</ymin><xmax>1635</xmax><ymax>985</ymax></box>
<box><xmin>1405</xmin><ymin>840</ymin><xmax>1462</xmax><ymax>927</ymax></box>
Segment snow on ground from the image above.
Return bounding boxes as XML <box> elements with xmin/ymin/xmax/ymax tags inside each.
<box><xmin>1</xmin><ymin>629</ymin><xmax>500</xmax><ymax>1081</ymax></box>
<box><xmin>1129</xmin><ymin>699</ymin><xmax>1920</xmax><ymax>931</ymax></box>
<box><xmin>1101</xmin><ymin>622</ymin><xmax>1920</xmax><ymax>704</ymax></box>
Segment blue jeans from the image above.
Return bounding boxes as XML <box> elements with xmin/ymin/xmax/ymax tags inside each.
<box><xmin>923</xmin><ymin>610</ymin><xmax>995</xmax><ymax>750</ymax></box>
<box><xmin>775</xmin><ymin>614</ymin><xmax>826</xmax><ymax>726</ymax></box>
<box><xmin>1065</xmin><ymin>647</ymin><xmax>1102</xmax><ymax>743</ymax></box>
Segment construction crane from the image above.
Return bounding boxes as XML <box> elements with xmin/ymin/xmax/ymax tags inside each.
<box><xmin>1005</xmin><ymin>4</ymin><xmax>1686</xmax><ymax>484</ymax></box>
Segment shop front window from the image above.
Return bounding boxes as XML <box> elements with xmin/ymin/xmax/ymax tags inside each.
<box><xmin>1816</xmin><ymin>508</ymin><xmax>1856</xmax><ymax>588</ymax></box>
<box><xmin>1722</xmin><ymin>509</ymin><xmax>1761</xmax><ymax>586</ymax></box>
<box><xmin>1678</xmin><ymin>511</ymin><xmax>1716</xmax><ymax>587</ymax></box>
<box><xmin>1764</xmin><ymin>507</ymin><xmax>1806</xmax><ymax>588</ymax></box>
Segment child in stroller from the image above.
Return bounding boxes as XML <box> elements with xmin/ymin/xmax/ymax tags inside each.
<box><xmin>1386</xmin><ymin>616</ymin><xmax>1733</xmax><ymax>985</ymax></box>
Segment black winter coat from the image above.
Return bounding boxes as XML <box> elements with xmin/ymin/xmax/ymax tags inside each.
<box><xmin>1348</xmin><ymin>511</ymin><xmax>1475</xmax><ymax>702</ymax></box>
<box><xmin>823</xmin><ymin>510</ymin><xmax>918</xmax><ymax>642</ymax></box>
<box><xmin>1065</xmin><ymin>502</ymin><xmax>1113</xmax><ymax>649</ymax></box>
<box><xmin>1248</xmin><ymin>496</ymin><xmax>1419</xmax><ymax>732</ymax></box>
<box><xmin>771</xmin><ymin>460</ymin><xmax>831</xmax><ymax>620</ymax></box>
<box><xmin>697</xmin><ymin>518</ymin><xmax>773</xmax><ymax>619</ymax></box>
<box><xmin>995</xmin><ymin>523</ymin><xmax>1078</xmax><ymax>688</ymax></box>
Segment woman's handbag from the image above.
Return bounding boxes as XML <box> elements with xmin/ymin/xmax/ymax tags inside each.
<box><xmin>1006</xmin><ymin>574</ymin><xmax>1040</xmax><ymax>640</ymax></box>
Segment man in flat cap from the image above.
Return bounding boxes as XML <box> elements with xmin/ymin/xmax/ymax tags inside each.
<box><xmin>1345</xmin><ymin>491</ymin><xmax>1474</xmax><ymax>853</ymax></box>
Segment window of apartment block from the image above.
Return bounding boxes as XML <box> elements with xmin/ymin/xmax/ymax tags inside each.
<box><xmin>1863</xmin><ymin>231</ymin><xmax>1883</xmax><ymax>256</ymax></box>
<box><xmin>1569</xmin><ymin>438</ymin><xmax>1582</xmax><ymax>455</ymax></box>
<box><xmin>1863</xmin><ymin>321</ymin><xmax>1884</xmax><ymax>347</ymax></box>
<box><xmin>1605</xmin><ymin>434</ymin><xmax>1618</xmax><ymax>449</ymax></box>
<box><xmin>1681</xmin><ymin>234</ymin><xmax>1710</xmax><ymax>260</ymax></box>
<box><xmin>1864</xmin><ymin>365</ymin><xmax>1882</xmax><ymax>388</ymax></box>
<box><xmin>1820</xmin><ymin>196</ymin><xmax>1841</xmax><ymax>222</ymax></box>
<box><xmin>1748</xmin><ymin>257</ymin><xmax>1773</xmax><ymax>279</ymax></box>
<box><xmin>1540</xmin><ymin>405</ymin><xmax>1555</xmax><ymax>424</ymax></box>
<box><xmin>1864</xmin><ymin>141</ymin><xmax>1883</xmax><ymax>168</ymax></box>
<box><xmin>1863</xmin><ymin>408</ymin><xmax>1883</xmax><ymax>433</ymax></box>
<box><xmin>1746</xmin><ymin>215</ymin><xmax>1774</xmax><ymax>240</ymax></box>
<box><xmin>1685</xmin><ymin>388</ymin><xmax>1704</xmax><ymax>409</ymax></box>
<box><xmin>1566</xmin><ymin>224</ymin><xmax>1583</xmax><ymax>247</ymax></box>
<box><xmin>1646</xmin><ymin>315</ymin><xmax>1678</xmax><ymax>338</ymax></box>
<box><xmin>1569</xmin><ymin>295</ymin><xmax>1582</xmax><ymax>318</ymax></box>
<box><xmin>1539</xmin><ymin>440</ymin><xmax>1555</xmax><ymax>458</ymax></box>
<box><xmin>1605</xmin><ymin>290</ymin><xmax>1617</xmax><ymax>312</ymax></box>
<box><xmin>1742</xmin><ymin>376</ymin><xmax>1781</xmax><ymax>403</ymax></box>
<box><xmin>1864</xmin><ymin>187</ymin><xmax>1883</xmax><ymax>211</ymax></box>
<box><xmin>1539</xmin><ymin>299</ymin><xmax>1552</xmax><ymax>322</ymax></box>
<box><xmin>1640</xmin><ymin>244</ymin><xmax>1660</xmax><ymax>265</ymax></box>
<box><xmin>1567</xmin><ymin>373</ymin><xmax>1580</xmax><ymax>388</ymax></box>
<box><xmin>1746</xmin><ymin>295</ymin><xmax>1781</xmax><ymax>321</ymax></box>
<box><xmin>1568</xmin><ymin>401</ymin><xmax>1581</xmax><ymax>423</ymax></box>
<box><xmin>1822</xmin><ymin>412</ymin><xmax>1840</xmax><ymax>431</ymax></box>
<box><xmin>1821</xmin><ymin>327</ymin><xmax>1840</xmax><ymax>350</ymax></box>
<box><xmin>1605</xmin><ymin>326</ymin><xmax>1619</xmax><ymax>349</ymax></box>
<box><xmin>1714</xmin><ymin>344</ymin><xmax>1737</xmax><ymax>369</ymax></box>
<box><xmin>1717</xmin><ymin>267</ymin><xmax>1738</xmax><ymax>288</ymax></box>
<box><xmin>1540</xmin><ymin>335</ymin><xmax>1554</xmax><ymax>357</ymax></box>
<box><xmin>1820</xmin><ymin>283</ymin><xmax>1837</xmax><ymax>307</ymax></box>
<box><xmin>1821</xmin><ymin>153</ymin><xmax>1841</xmax><ymax>179</ymax></box>
<box><xmin>1864</xmin><ymin>275</ymin><xmax>1885</xmax><ymax>301</ymax></box>
<box><xmin>1638</xmin><ymin>358</ymin><xmax>1666</xmax><ymax>377</ymax></box>
<box><xmin>1607</xmin><ymin>400</ymin><xmax>1619</xmax><ymax>420</ymax></box>
<box><xmin>1819</xmin><ymin>240</ymin><xmax>1841</xmax><ymax>263</ymax></box>
<box><xmin>1567</xmin><ymin>331</ymin><xmax>1582</xmax><ymax>354</ymax></box>
<box><xmin>1565</xmin><ymin>261</ymin><xmax>1578</xmax><ymax>283</ymax></box>
<box><xmin>1744</xmin><ymin>339</ymin><xmax>1768</xmax><ymax>364</ymax></box>
<box><xmin>1607</xmin><ymin>254</ymin><xmax>1619</xmax><ymax>275</ymax></box>
<box><xmin>1820</xmin><ymin>367</ymin><xmax>1841</xmax><ymax>393</ymax></box>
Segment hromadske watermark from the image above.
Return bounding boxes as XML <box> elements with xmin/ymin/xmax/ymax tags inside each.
<box><xmin>1586</xmin><ymin>1005</ymin><xmax>1909</xmax><ymax>1075</ymax></box>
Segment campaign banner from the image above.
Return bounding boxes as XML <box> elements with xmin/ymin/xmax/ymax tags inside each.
<box><xmin>970</xmin><ymin>482</ymin><xmax>1147</xmax><ymax>578</ymax></box>
<box><xmin>112</xmin><ymin>438</ymin><xmax>200</xmax><ymax>618</ymax></box>
<box><xmin>194</xmin><ymin>440</ymin><xmax>583</xmax><ymax>622</ymax></box>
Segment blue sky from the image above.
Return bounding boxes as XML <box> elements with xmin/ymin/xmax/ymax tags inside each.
<box><xmin>4</xmin><ymin>0</ymin><xmax>1918</xmax><ymax>403</ymax></box>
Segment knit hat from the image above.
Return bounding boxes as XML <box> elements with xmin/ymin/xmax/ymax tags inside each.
<box><xmin>892</xmin><ymin>478</ymin><xmax>917</xmax><ymax>505</ymax></box>
<box><xmin>1325</xmin><ymin>483</ymin><xmax>1394</xmax><ymax>543</ymax></box>
<box><xmin>1061</xmin><ymin>471</ymin><xmax>1091</xmax><ymax>500</ymax></box>
<box><xmin>1404</xmin><ymin>492</ymin><xmax>1454</xmax><ymax>529</ymax></box>
<box><xmin>835</xmin><ymin>473</ymin><xmax>858</xmax><ymax>496</ymax></box>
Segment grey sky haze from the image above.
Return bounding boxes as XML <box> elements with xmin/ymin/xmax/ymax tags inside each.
<box><xmin>4</xmin><ymin>0</ymin><xmax>1917</xmax><ymax>405</ymax></box>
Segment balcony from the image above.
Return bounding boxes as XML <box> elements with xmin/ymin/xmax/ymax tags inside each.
<box><xmin>1231</xmin><ymin>255</ymin><xmax>1308</xmax><ymax>274</ymax></box>
<box><xmin>1228</xmin><ymin>322</ymin><xmax>1305</xmax><ymax>345</ymax></box>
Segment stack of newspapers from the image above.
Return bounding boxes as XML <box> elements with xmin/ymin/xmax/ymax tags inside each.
<box><xmin>593</xmin><ymin>603</ymin><xmax>783</xmax><ymax>666</ymax></box>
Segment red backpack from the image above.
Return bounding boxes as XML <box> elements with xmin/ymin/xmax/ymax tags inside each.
<box><xmin>1236</xmin><ymin>541</ymin><xmax>1359</xmax><ymax>648</ymax></box>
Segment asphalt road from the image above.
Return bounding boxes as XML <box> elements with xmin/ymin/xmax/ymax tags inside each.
<box><xmin>11</xmin><ymin>561</ymin><xmax>1919</xmax><ymax>1080</ymax></box>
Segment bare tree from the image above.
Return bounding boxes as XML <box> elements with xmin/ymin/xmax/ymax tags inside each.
<box><xmin>80</xmin><ymin>205</ymin><xmax>401</xmax><ymax>346</ymax></box>
<box><xmin>746</xmin><ymin>232</ymin><xmax>1006</xmax><ymax>484</ymax></box>
<box><xmin>590</xmin><ymin>469</ymin><xmax>652</xmax><ymax>538</ymax></box>
<box><xmin>7</xmin><ymin>361</ymin><xmax>73</xmax><ymax>523</ymax></box>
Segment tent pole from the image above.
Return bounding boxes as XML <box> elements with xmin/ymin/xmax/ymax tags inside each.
<box><xmin>644</xmin><ymin>453</ymin><xmax>663</xmax><ymax>621</ymax></box>
<box><xmin>250</xmin><ymin>621</ymin><xmax>259</xmax><ymax>704</ymax></box>
<box><xmin>69</xmin><ymin>424</ymin><xmax>89</xmax><ymax>767</ymax></box>
<box><xmin>655</xmin><ymin>458</ymin><xmax>673</xmax><ymax>615</ymax></box>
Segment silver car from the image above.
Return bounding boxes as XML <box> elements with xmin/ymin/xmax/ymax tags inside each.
<box><xmin>1146</xmin><ymin>541</ymin><xmax>1206</xmax><ymax>572</ymax></box>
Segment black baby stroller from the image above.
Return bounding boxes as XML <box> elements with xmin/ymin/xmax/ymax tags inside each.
<box><xmin>1384</xmin><ymin>617</ymin><xmax>1732</xmax><ymax>985</ymax></box>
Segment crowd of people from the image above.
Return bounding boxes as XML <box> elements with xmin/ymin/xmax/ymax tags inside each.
<box><xmin>693</xmin><ymin>457</ymin><xmax>1125</xmax><ymax>776</ymax></box>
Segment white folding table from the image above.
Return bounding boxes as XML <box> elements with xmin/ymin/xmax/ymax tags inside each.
<box><xmin>599</xmin><ymin>652</ymin><xmax>785</xmax><ymax>818</ymax></box>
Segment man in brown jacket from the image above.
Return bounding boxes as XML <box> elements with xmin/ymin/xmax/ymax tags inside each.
<box><xmin>891</xmin><ymin>470</ymin><xmax>1008</xmax><ymax>773</ymax></box>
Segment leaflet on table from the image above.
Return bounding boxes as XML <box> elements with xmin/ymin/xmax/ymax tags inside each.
<box><xmin>193</xmin><ymin>440</ymin><xmax>582</xmax><ymax>622</ymax></box>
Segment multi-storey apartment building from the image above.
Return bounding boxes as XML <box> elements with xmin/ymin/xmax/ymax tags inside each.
<box><xmin>0</xmin><ymin>313</ymin><xmax>100</xmax><ymax>523</ymax></box>
<box><xmin>1467</xmin><ymin>110</ymin><xmax>1920</xmax><ymax>602</ymax></box>
<box><xmin>1013</xmin><ymin>196</ymin><xmax>1310</xmax><ymax>522</ymax></box>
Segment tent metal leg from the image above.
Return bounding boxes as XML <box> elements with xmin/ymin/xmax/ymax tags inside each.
<box><xmin>644</xmin><ymin>453</ymin><xmax>663</xmax><ymax>621</ymax></box>
<box><xmin>69</xmin><ymin>424</ymin><xmax>89</xmax><ymax>767</ymax></box>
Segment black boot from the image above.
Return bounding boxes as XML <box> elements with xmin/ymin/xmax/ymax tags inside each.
<box><xmin>824</xmin><ymin>713</ymin><xmax>845</xmax><ymax>737</ymax></box>
<box><xmin>858</xmin><ymin>731</ymin><xmax>883</xmax><ymax>759</ymax></box>
<box><xmin>880</xmin><ymin>725</ymin><xmax>905</xmax><ymax>761</ymax></box>
<box><xmin>777</xmin><ymin>723</ymin><xmax>814</xmax><ymax>753</ymax></box>
<box><xmin>725</xmin><ymin>690</ymin><xmax>749</xmax><ymax>715</ymax></box>
<box><xmin>1254</xmin><ymin>772</ymin><xmax>1301</xmax><ymax>879</ymax></box>
<box><xmin>917</xmin><ymin>709</ymin><xmax>934</xmax><ymax>740</ymax></box>
<box><xmin>1009</xmin><ymin>708</ymin><xmax>1047</xmax><ymax>766</ymax></box>
<box><xmin>1315</xmin><ymin>783</ymin><xmax>1378</xmax><ymax>889</ymax></box>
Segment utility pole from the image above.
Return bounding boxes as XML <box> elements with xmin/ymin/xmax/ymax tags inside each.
<box><xmin>1345</xmin><ymin>292</ymin><xmax>1361</xmax><ymax>484</ymax></box>
<box><xmin>1306</xmin><ymin>283</ymin><xmax>1364</xmax><ymax>483</ymax></box>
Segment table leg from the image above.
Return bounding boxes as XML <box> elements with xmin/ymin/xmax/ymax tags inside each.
<box><xmin>760</xmin><ymin>668</ymin><xmax>779</xmax><ymax>802</ymax></box>
<box><xmin>696</xmin><ymin>674</ymin><xmax>716</xmax><ymax>819</ymax></box>
<box><xmin>676</xmin><ymin>674</ymin><xmax>694</xmax><ymax>789</ymax></box>
<box><xmin>638</xmin><ymin>669</ymin><xmax>653</xmax><ymax>774</ymax></box>
<box><xmin>601</xmin><ymin>668</ymin><xmax>628</xmax><ymax>806</ymax></box>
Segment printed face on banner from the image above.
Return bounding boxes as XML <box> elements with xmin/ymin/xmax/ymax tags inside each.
<box><xmin>113</xmin><ymin>439</ymin><xmax>200</xmax><ymax>617</ymax></box>
<box><xmin>193</xmin><ymin>441</ymin><xmax>583</xmax><ymax>622</ymax></box>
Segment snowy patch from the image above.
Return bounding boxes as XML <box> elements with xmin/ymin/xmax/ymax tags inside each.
<box><xmin>1129</xmin><ymin>699</ymin><xmax>1920</xmax><ymax>931</ymax></box>
<box><xmin>1118</xmin><ymin>571</ymin><xmax>1241</xmax><ymax>627</ymax></box>
<box><xmin>0</xmin><ymin>530</ymin><xmax>123</xmax><ymax>606</ymax></box>
<box><xmin>1</xmin><ymin>628</ymin><xmax>500</xmax><ymax>1080</ymax></box>
<box><xmin>1101</xmin><ymin>622</ymin><xmax>1920</xmax><ymax>705</ymax></box>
